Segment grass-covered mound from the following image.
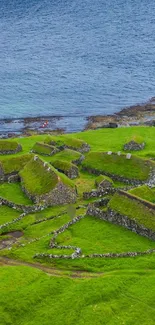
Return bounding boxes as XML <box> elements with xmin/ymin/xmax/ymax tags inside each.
<box><xmin>0</xmin><ymin>139</ymin><xmax>22</xmax><ymax>154</ymax></box>
<box><xmin>0</xmin><ymin>154</ymin><xmax>33</xmax><ymax>175</ymax></box>
<box><xmin>95</xmin><ymin>174</ymin><xmax>113</xmax><ymax>187</ymax></box>
<box><xmin>31</xmin><ymin>142</ymin><xmax>58</xmax><ymax>156</ymax></box>
<box><xmin>44</xmin><ymin>134</ymin><xmax>89</xmax><ymax>152</ymax></box>
<box><xmin>129</xmin><ymin>185</ymin><xmax>155</xmax><ymax>203</ymax></box>
<box><xmin>108</xmin><ymin>192</ymin><xmax>155</xmax><ymax>231</ymax></box>
<box><xmin>82</xmin><ymin>152</ymin><xmax>155</xmax><ymax>181</ymax></box>
<box><xmin>20</xmin><ymin>157</ymin><xmax>59</xmax><ymax>196</ymax></box>
<box><xmin>50</xmin><ymin>148</ymin><xmax>83</xmax><ymax>164</ymax></box>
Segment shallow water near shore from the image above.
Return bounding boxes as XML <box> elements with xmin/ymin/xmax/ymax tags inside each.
<box><xmin>0</xmin><ymin>0</ymin><xmax>155</xmax><ymax>132</ymax></box>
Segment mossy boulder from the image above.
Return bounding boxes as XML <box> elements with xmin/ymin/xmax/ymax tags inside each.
<box><xmin>19</xmin><ymin>156</ymin><xmax>77</xmax><ymax>206</ymax></box>
<box><xmin>0</xmin><ymin>140</ymin><xmax>22</xmax><ymax>155</ymax></box>
<box><xmin>44</xmin><ymin>135</ymin><xmax>90</xmax><ymax>153</ymax></box>
<box><xmin>95</xmin><ymin>175</ymin><xmax>113</xmax><ymax>189</ymax></box>
<box><xmin>31</xmin><ymin>142</ymin><xmax>59</xmax><ymax>156</ymax></box>
<box><xmin>51</xmin><ymin>160</ymin><xmax>79</xmax><ymax>179</ymax></box>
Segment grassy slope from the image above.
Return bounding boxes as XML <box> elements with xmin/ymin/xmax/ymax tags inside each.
<box><xmin>109</xmin><ymin>192</ymin><xmax>155</xmax><ymax>230</ymax></box>
<box><xmin>1</xmin><ymin>266</ymin><xmax>155</xmax><ymax>325</ymax></box>
<box><xmin>0</xmin><ymin>205</ymin><xmax>21</xmax><ymax>225</ymax></box>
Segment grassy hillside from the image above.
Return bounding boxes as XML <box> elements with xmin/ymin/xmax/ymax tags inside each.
<box><xmin>1</xmin><ymin>265</ymin><xmax>155</xmax><ymax>325</ymax></box>
<box><xmin>0</xmin><ymin>126</ymin><xmax>155</xmax><ymax>325</ymax></box>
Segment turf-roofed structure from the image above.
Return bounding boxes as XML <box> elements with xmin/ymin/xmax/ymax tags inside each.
<box><xmin>0</xmin><ymin>139</ymin><xmax>22</xmax><ymax>155</ymax></box>
<box><xmin>51</xmin><ymin>160</ymin><xmax>79</xmax><ymax>179</ymax></box>
<box><xmin>82</xmin><ymin>151</ymin><xmax>155</xmax><ymax>184</ymax></box>
<box><xmin>44</xmin><ymin>134</ymin><xmax>90</xmax><ymax>153</ymax></box>
<box><xmin>19</xmin><ymin>156</ymin><xmax>77</xmax><ymax>206</ymax></box>
<box><xmin>0</xmin><ymin>154</ymin><xmax>33</xmax><ymax>182</ymax></box>
<box><xmin>31</xmin><ymin>142</ymin><xmax>59</xmax><ymax>156</ymax></box>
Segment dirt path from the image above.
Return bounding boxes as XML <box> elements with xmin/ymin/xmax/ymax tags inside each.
<box><xmin>0</xmin><ymin>256</ymin><xmax>103</xmax><ymax>279</ymax></box>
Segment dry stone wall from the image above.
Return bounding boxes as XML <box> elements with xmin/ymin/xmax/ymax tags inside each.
<box><xmin>87</xmin><ymin>204</ymin><xmax>155</xmax><ymax>240</ymax></box>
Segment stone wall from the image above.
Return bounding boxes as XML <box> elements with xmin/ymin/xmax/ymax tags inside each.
<box><xmin>87</xmin><ymin>204</ymin><xmax>155</xmax><ymax>240</ymax></box>
<box><xmin>0</xmin><ymin>196</ymin><xmax>46</xmax><ymax>213</ymax></box>
<box><xmin>83</xmin><ymin>188</ymin><xmax>116</xmax><ymax>200</ymax></box>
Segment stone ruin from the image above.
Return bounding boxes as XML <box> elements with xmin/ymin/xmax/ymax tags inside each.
<box><xmin>124</xmin><ymin>140</ymin><xmax>145</xmax><ymax>151</ymax></box>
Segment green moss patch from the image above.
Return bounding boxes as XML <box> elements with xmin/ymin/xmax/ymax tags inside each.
<box><xmin>108</xmin><ymin>192</ymin><xmax>155</xmax><ymax>231</ymax></box>
<box><xmin>82</xmin><ymin>152</ymin><xmax>155</xmax><ymax>181</ymax></box>
<box><xmin>0</xmin><ymin>154</ymin><xmax>33</xmax><ymax>175</ymax></box>
<box><xmin>129</xmin><ymin>185</ymin><xmax>155</xmax><ymax>203</ymax></box>
<box><xmin>32</xmin><ymin>142</ymin><xmax>57</xmax><ymax>156</ymax></box>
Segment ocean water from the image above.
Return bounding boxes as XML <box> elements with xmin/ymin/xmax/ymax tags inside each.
<box><xmin>0</xmin><ymin>0</ymin><xmax>155</xmax><ymax>131</ymax></box>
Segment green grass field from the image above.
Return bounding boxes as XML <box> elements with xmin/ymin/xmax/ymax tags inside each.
<box><xmin>0</xmin><ymin>126</ymin><xmax>155</xmax><ymax>325</ymax></box>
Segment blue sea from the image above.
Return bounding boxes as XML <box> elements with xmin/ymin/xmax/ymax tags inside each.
<box><xmin>0</xmin><ymin>0</ymin><xmax>155</xmax><ymax>132</ymax></box>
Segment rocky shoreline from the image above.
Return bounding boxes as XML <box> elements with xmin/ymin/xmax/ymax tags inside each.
<box><xmin>85</xmin><ymin>97</ymin><xmax>155</xmax><ymax>130</ymax></box>
<box><xmin>0</xmin><ymin>98</ymin><xmax>155</xmax><ymax>138</ymax></box>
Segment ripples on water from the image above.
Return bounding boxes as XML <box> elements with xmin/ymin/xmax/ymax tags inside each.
<box><xmin>0</xmin><ymin>0</ymin><xmax>155</xmax><ymax>131</ymax></box>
